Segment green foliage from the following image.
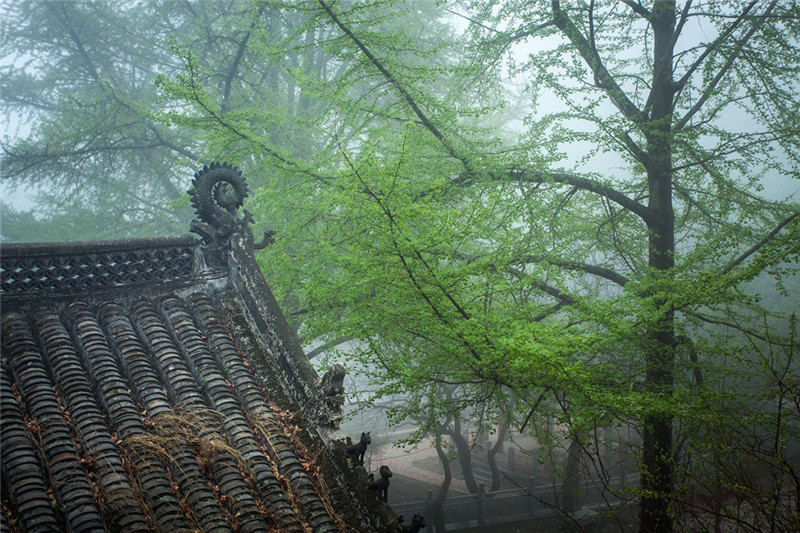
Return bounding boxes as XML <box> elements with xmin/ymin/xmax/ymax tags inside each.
<box><xmin>1</xmin><ymin>0</ymin><xmax>277</xmax><ymax>240</ymax></box>
<box><xmin>4</xmin><ymin>0</ymin><xmax>800</xmax><ymax>529</ymax></box>
<box><xmin>160</xmin><ymin>0</ymin><xmax>800</xmax><ymax>463</ymax></box>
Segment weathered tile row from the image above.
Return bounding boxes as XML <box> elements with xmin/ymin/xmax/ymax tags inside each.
<box><xmin>187</xmin><ymin>293</ymin><xmax>265</xmax><ymax>408</ymax></box>
<box><xmin>1</xmin><ymin>312</ymin><xmax>106</xmax><ymax>533</ymax></box>
<box><xmin>130</xmin><ymin>299</ymin><xmax>277</xmax><ymax>533</ymax></box>
<box><xmin>189</xmin><ymin>293</ymin><xmax>342</xmax><ymax>532</ymax></box>
<box><xmin>220</xmin><ymin>298</ymin><xmax>350</xmax><ymax>506</ymax></box>
<box><xmin>160</xmin><ymin>296</ymin><xmax>306</xmax><ymax>532</ymax></box>
<box><xmin>67</xmin><ymin>303</ymin><xmax>191</xmax><ymax>533</ymax></box>
<box><xmin>1</xmin><ymin>292</ymin><xmax>356</xmax><ymax>532</ymax></box>
<box><xmin>34</xmin><ymin>308</ymin><xmax>150</xmax><ymax>532</ymax></box>
<box><xmin>98</xmin><ymin>301</ymin><xmax>231</xmax><ymax>533</ymax></box>
<box><xmin>0</xmin><ymin>500</ymin><xmax>7</xmax><ymax>533</ymax></box>
<box><xmin>99</xmin><ymin>302</ymin><xmax>172</xmax><ymax>418</ymax></box>
<box><xmin>0</xmin><ymin>364</ymin><xmax>60</xmax><ymax>533</ymax></box>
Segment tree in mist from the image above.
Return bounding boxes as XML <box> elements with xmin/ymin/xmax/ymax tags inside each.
<box><xmin>2</xmin><ymin>1</ymin><xmax>192</xmax><ymax>238</ymax></box>
<box><xmin>160</xmin><ymin>1</ymin><xmax>800</xmax><ymax>531</ymax></box>
<box><xmin>1</xmin><ymin>0</ymin><xmax>331</xmax><ymax>241</ymax></box>
<box><xmin>4</xmin><ymin>0</ymin><xmax>799</xmax><ymax>531</ymax></box>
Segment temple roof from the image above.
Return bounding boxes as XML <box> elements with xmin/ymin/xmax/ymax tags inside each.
<box><xmin>0</xmin><ymin>166</ymin><xmax>394</xmax><ymax>532</ymax></box>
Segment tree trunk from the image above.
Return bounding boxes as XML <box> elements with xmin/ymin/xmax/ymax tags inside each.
<box><xmin>487</xmin><ymin>413</ymin><xmax>509</xmax><ymax>492</ymax></box>
<box><xmin>561</xmin><ymin>436</ymin><xmax>582</xmax><ymax>514</ymax></box>
<box><xmin>448</xmin><ymin>419</ymin><xmax>480</xmax><ymax>494</ymax></box>
<box><xmin>433</xmin><ymin>438</ymin><xmax>452</xmax><ymax>533</ymax></box>
<box><xmin>640</xmin><ymin>3</ymin><xmax>677</xmax><ymax>532</ymax></box>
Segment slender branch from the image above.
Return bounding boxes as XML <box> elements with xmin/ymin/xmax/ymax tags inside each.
<box><xmin>444</xmin><ymin>8</ymin><xmax>502</xmax><ymax>35</ymax></box>
<box><xmin>588</xmin><ymin>0</ymin><xmax>599</xmax><ymax>72</ymax></box>
<box><xmin>221</xmin><ymin>3</ymin><xmax>267</xmax><ymax>110</ymax></box>
<box><xmin>503</xmin><ymin>264</ymin><xmax>578</xmax><ymax>317</ymax></box>
<box><xmin>56</xmin><ymin>2</ymin><xmax>101</xmax><ymax>84</ymax></box>
<box><xmin>445</xmin><ymin>7</ymin><xmax>554</xmax><ymax>41</ymax></box>
<box><xmin>532</xmin><ymin>279</ymin><xmax>576</xmax><ymax>306</ymax></box>
<box><xmin>508</xmin><ymin>20</ymin><xmax>556</xmax><ymax>41</ymax></box>
<box><xmin>337</xmin><ymin>139</ymin><xmax>484</xmax><ymax>363</ymax></box>
<box><xmin>685</xmin><ymin>310</ymin><xmax>791</xmax><ymax>346</ymax></box>
<box><xmin>1</xmin><ymin>94</ymin><xmax>59</xmax><ymax>112</ymax></box>
<box><xmin>619</xmin><ymin>0</ymin><xmax>651</xmax><ymax>19</ymax></box>
<box><xmin>551</xmin><ymin>0</ymin><xmax>645</xmax><ymax>126</ymax></box>
<box><xmin>675</xmin><ymin>0</ymin><xmax>777</xmax><ymax>131</ymax></box>
<box><xmin>181</xmin><ymin>51</ymin><xmax>332</xmax><ymax>182</ymax></box>
<box><xmin>672</xmin><ymin>0</ymin><xmax>693</xmax><ymax>49</ymax></box>
<box><xmin>441</xmin><ymin>247</ymin><xmax>627</xmax><ymax>293</ymax></box>
<box><xmin>720</xmin><ymin>213</ymin><xmax>798</xmax><ymax>276</ymax></box>
<box><xmin>610</xmin><ymin>128</ymin><xmax>648</xmax><ymax>164</ymax></box>
<box><xmin>492</xmin><ymin>168</ymin><xmax>652</xmax><ymax>224</ymax></box>
<box><xmin>306</xmin><ymin>336</ymin><xmax>353</xmax><ymax>359</ymax></box>
<box><xmin>673</xmin><ymin>0</ymin><xmax>758</xmax><ymax>95</ymax></box>
<box><xmin>444</xmin><ymin>5</ymin><xmax>552</xmax><ymax>45</ymax></box>
<box><xmin>146</xmin><ymin>124</ymin><xmax>199</xmax><ymax>161</ymax></box>
<box><xmin>519</xmin><ymin>393</ymin><xmax>546</xmax><ymax>432</ymax></box>
<box><xmin>531</xmin><ymin>301</ymin><xmax>567</xmax><ymax>322</ymax></box>
<box><xmin>3</xmin><ymin>142</ymin><xmax>167</xmax><ymax>178</ymax></box>
<box><xmin>519</xmin><ymin>255</ymin><xmax>630</xmax><ymax>287</ymax></box>
<box><xmin>672</xmin><ymin>130</ymin><xmax>795</xmax><ymax>173</ymax></box>
<box><xmin>677</xmin><ymin>334</ymin><xmax>703</xmax><ymax>386</ymax></box>
<box><xmin>318</xmin><ymin>0</ymin><xmax>472</xmax><ymax>172</ymax></box>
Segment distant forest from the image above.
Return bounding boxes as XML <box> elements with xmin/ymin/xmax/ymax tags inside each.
<box><xmin>2</xmin><ymin>2</ymin><xmax>799</xmax><ymax>532</ymax></box>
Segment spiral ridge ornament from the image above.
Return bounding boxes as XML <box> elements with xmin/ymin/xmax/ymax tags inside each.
<box><xmin>188</xmin><ymin>163</ymin><xmax>273</xmax><ymax>262</ymax></box>
<box><xmin>189</xmin><ymin>162</ymin><xmax>249</xmax><ymax>228</ymax></box>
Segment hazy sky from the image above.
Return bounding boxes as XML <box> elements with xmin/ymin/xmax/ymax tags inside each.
<box><xmin>2</xmin><ymin>1</ymin><xmax>797</xmax><ymax>230</ymax></box>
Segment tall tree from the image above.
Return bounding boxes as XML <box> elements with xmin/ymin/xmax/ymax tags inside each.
<box><xmin>1</xmin><ymin>0</ymin><xmax>327</xmax><ymax>241</ymax></box>
<box><xmin>25</xmin><ymin>0</ymin><xmax>800</xmax><ymax>531</ymax></box>
<box><xmin>263</xmin><ymin>2</ymin><xmax>797</xmax><ymax>531</ymax></box>
<box><xmin>2</xmin><ymin>1</ymin><xmax>197</xmax><ymax>239</ymax></box>
<box><xmin>252</xmin><ymin>2</ymin><xmax>797</xmax><ymax>531</ymax></box>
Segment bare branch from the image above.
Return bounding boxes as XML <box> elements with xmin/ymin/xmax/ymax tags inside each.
<box><xmin>3</xmin><ymin>142</ymin><xmax>166</xmax><ymax>180</ymax></box>
<box><xmin>721</xmin><ymin>213</ymin><xmax>798</xmax><ymax>276</ymax></box>
<box><xmin>508</xmin><ymin>20</ymin><xmax>556</xmax><ymax>41</ymax></box>
<box><xmin>677</xmin><ymin>334</ymin><xmax>703</xmax><ymax>386</ymax></box>
<box><xmin>179</xmin><ymin>50</ymin><xmax>332</xmax><ymax>182</ymax></box>
<box><xmin>673</xmin><ymin>0</ymin><xmax>757</xmax><ymax>95</ymax></box>
<box><xmin>221</xmin><ymin>3</ymin><xmax>267</xmax><ymax>111</ymax></box>
<box><xmin>444</xmin><ymin>8</ymin><xmax>502</xmax><ymax>35</ymax></box>
<box><xmin>306</xmin><ymin>336</ymin><xmax>353</xmax><ymax>359</ymax></box>
<box><xmin>519</xmin><ymin>392</ymin><xmax>547</xmax><ymax>432</ymax></box>
<box><xmin>54</xmin><ymin>3</ymin><xmax>101</xmax><ymax>84</ymax></box>
<box><xmin>146</xmin><ymin>124</ymin><xmax>199</xmax><ymax>162</ymax></box>
<box><xmin>672</xmin><ymin>0</ymin><xmax>693</xmax><ymax>49</ymax></box>
<box><xmin>520</xmin><ymin>255</ymin><xmax>631</xmax><ymax>287</ymax></box>
<box><xmin>532</xmin><ymin>279</ymin><xmax>576</xmax><ymax>306</ymax></box>
<box><xmin>1</xmin><ymin>94</ymin><xmax>59</xmax><ymax>112</ymax></box>
<box><xmin>611</xmin><ymin>128</ymin><xmax>648</xmax><ymax>164</ymax></box>
<box><xmin>619</xmin><ymin>0</ymin><xmax>651</xmax><ymax>19</ymax></box>
<box><xmin>318</xmin><ymin>0</ymin><xmax>472</xmax><ymax>171</ymax></box>
<box><xmin>685</xmin><ymin>310</ymin><xmax>791</xmax><ymax>346</ymax></box>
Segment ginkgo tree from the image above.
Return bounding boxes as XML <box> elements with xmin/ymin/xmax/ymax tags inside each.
<box><xmin>158</xmin><ymin>1</ymin><xmax>800</xmax><ymax>531</ymax></box>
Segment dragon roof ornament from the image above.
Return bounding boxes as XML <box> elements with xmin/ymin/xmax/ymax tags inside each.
<box><xmin>188</xmin><ymin>163</ymin><xmax>273</xmax><ymax>261</ymax></box>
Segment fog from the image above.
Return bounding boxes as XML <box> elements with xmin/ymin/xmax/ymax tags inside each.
<box><xmin>2</xmin><ymin>2</ymin><xmax>798</xmax><ymax>532</ymax></box>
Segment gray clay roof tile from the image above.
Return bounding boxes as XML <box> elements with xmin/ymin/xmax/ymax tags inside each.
<box><xmin>1</xmin><ymin>238</ymin><xmax>377</xmax><ymax>532</ymax></box>
<box><xmin>1</xmin><ymin>166</ymin><xmax>395</xmax><ymax>532</ymax></box>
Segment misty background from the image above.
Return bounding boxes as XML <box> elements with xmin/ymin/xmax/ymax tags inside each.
<box><xmin>2</xmin><ymin>2</ymin><xmax>799</xmax><ymax>532</ymax></box>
